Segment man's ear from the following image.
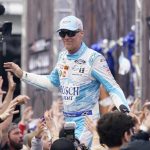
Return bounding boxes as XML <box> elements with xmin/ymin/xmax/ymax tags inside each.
<box><xmin>80</xmin><ymin>31</ymin><xmax>84</xmax><ymax>37</ymax></box>
<box><xmin>123</xmin><ymin>131</ymin><xmax>131</xmax><ymax>143</ymax></box>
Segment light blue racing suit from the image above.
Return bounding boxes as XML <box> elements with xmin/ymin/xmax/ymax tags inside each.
<box><xmin>22</xmin><ymin>42</ymin><xmax>129</xmax><ymax>147</ymax></box>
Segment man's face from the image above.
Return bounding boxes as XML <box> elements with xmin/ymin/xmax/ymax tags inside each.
<box><xmin>59</xmin><ymin>29</ymin><xmax>84</xmax><ymax>54</ymax></box>
<box><xmin>9</xmin><ymin>128</ymin><xmax>23</xmax><ymax>150</ymax></box>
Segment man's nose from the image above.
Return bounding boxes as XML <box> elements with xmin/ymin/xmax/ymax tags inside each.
<box><xmin>64</xmin><ymin>34</ymin><xmax>70</xmax><ymax>38</ymax></box>
<box><xmin>19</xmin><ymin>132</ymin><xmax>23</xmax><ymax>138</ymax></box>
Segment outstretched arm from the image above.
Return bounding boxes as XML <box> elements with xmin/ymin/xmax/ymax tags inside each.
<box><xmin>4</xmin><ymin>62</ymin><xmax>23</xmax><ymax>78</ymax></box>
<box><xmin>0</xmin><ymin>72</ymin><xmax>16</xmax><ymax>114</ymax></box>
<box><xmin>21</xmin><ymin>71</ymin><xmax>55</xmax><ymax>91</ymax></box>
<box><xmin>4</xmin><ymin>62</ymin><xmax>56</xmax><ymax>91</ymax></box>
<box><xmin>91</xmin><ymin>54</ymin><xmax>130</xmax><ymax>112</ymax></box>
<box><xmin>0</xmin><ymin>76</ymin><xmax>6</xmax><ymax>104</ymax></box>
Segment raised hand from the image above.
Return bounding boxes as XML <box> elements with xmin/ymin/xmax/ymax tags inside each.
<box><xmin>13</xmin><ymin>95</ymin><xmax>30</xmax><ymax>105</ymax></box>
<box><xmin>35</xmin><ymin>119</ymin><xmax>45</xmax><ymax>139</ymax></box>
<box><xmin>0</xmin><ymin>100</ymin><xmax>19</xmax><ymax>121</ymax></box>
<box><xmin>143</xmin><ymin>113</ymin><xmax>150</xmax><ymax>132</ymax></box>
<box><xmin>49</xmin><ymin>99</ymin><xmax>64</xmax><ymax>130</ymax></box>
<box><xmin>21</xmin><ymin>106</ymin><xmax>33</xmax><ymax>124</ymax></box>
<box><xmin>85</xmin><ymin>116</ymin><xmax>96</xmax><ymax>134</ymax></box>
<box><xmin>0</xmin><ymin>76</ymin><xmax>6</xmax><ymax>108</ymax></box>
<box><xmin>44</xmin><ymin>110</ymin><xmax>55</xmax><ymax>131</ymax></box>
<box><xmin>130</xmin><ymin>98</ymin><xmax>141</xmax><ymax>114</ymax></box>
<box><xmin>0</xmin><ymin>76</ymin><xmax>6</xmax><ymax>95</ymax></box>
<box><xmin>7</xmin><ymin>72</ymin><xmax>16</xmax><ymax>91</ymax></box>
<box><xmin>3</xmin><ymin>62</ymin><xmax>23</xmax><ymax>79</ymax></box>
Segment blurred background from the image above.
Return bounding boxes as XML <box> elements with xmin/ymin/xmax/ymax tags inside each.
<box><xmin>0</xmin><ymin>0</ymin><xmax>150</xmax><ymax>118</ymax></box>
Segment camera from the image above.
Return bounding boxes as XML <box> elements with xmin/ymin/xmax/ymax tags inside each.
<box><xmin>0</xmin><ymin>22</ymin><xmax>12</xmax><ymax>37</ymax></box>
<box><xmin>64</xmin><ymin>122</ymin><xmax>76</xmax><ymax>142</ymax></box>
<box><xmin>0</xmin><ymin>4</ymin><xmax>12</xmax><ymax>41</ymax></box>
<box><xmin>63</xmin><ymin>122</ymin><xmax>89</xmax><ymax>150</ymax></box>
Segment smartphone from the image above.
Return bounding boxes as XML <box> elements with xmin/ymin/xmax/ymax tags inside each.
<box><xmin>64</xmin><ymin>122</ymin><xmax>76</xmax><ymax>142</ymax></box>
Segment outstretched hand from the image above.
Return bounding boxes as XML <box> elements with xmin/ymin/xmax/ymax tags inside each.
<box><xmin>0</xmin><ymin>95</ymin><xmax>30</xmax><ymax>123</ymax></box>
<box><xmin>13</xmin><ymin>95</ymin><xmax>30</xmax><ymax>105</ymax></box>
<box><xmin>3</xmin><ymin>62</ymin><xmax>23</xmax><ymax>79</ymax></box>
<box><xmin>0</xmin><ymin>100</ymin><xmax>19</xmax><ymax>121</ymax></box>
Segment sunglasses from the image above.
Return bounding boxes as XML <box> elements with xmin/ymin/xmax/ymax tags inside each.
<box><xmin>59</xmin><ymin>30</ymin><xmax>80</xmax><ymax>38</ymax></box>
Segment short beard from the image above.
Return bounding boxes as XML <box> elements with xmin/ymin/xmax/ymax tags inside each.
<box><xmin>9</xmin><ymin>140</ymin><xmax>23</xmax><ymax>150</ymax></box>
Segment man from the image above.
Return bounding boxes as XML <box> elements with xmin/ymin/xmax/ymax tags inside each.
<box><xmin>2</xmin><ymin>123</ymin><xmax>24</xmax><ymax>150</ymax></box>
<box><xmin>4</xmin><ymin>15</ymin><xmax>129</xmax><ymax>146</ymax></box>
<box><xmin>97</xmin><ymin>111</ymin><xmax>135</xmax><ymax>150</ymax></box>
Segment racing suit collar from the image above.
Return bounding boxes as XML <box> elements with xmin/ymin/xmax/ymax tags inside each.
<box><xmin>66</xmin><ymin>42</ymin><xmax>87</xmax><ymax>60</ymax></box>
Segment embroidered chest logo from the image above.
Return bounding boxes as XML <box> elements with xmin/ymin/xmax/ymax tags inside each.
<box><xmin>74</xmin><ymin>59</ymin><xmax>86</xmax><ymax>74</ymax></box>
<box><xmin>74</xmin><ymin>59</ymin><xmax>86</xmax><ymax>64</ymax></box>
<box><xmin>79</xmin><ymin>68</ymin><xmax>85</xmax><ymax>73</ymax></box>
<box><xmin>60</xmin><ymin>65</ymin><xmax>69</xmax><ymax>77</ymax></box>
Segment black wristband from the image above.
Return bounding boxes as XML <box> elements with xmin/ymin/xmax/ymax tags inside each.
<box><xmin>119</xmin><ymin>105</ymin><xmax>130</xmax><ymax>113</ymax></box>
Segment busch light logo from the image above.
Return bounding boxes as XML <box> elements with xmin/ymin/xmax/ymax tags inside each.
<box><xmin>60</xmin><ymin>86</ymin><xmax>79</xmax><ymax>105</ymax></box>
<box><xmin>60</xmin><ymin>86</ymin><xmax>79</xmax><ymax>96</ymax></box>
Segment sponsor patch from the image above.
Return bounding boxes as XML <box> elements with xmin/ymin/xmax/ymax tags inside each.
<box><xmin>64</xmin><ymin>65</ymin><xmax>69</xmax><ymax>70</ymax></box>
<box><xmin>75</xmin><ymin>59</ymin><xmax>86</xmax><ymax>64</ymax></box>
<box><xmin>79</xmin><ymin>68</ymin><xmax>85</xmax><ymax>73</ymax></box>
<box><xmin>60</xmin><ymin>86</ymin><xmax>79</xmax><ymax>105</ymax></box>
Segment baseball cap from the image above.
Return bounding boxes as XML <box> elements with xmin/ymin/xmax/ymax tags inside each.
<box><xmin>57</xmin><ymin>15</ymin><xmax>83</xmax><ymax>31</ymax></box>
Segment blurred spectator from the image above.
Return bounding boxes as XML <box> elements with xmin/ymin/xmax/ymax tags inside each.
<box><xmin>2</xmin><ymin>122</ymin><xmax>28</xmax><ymax>150</ymax></box>
<box><xmin>97</xmin><ymin>111</ymin><xmax>135</xmax><ymax>150</ymax></box>
<box><xmin>121</xmin><ymin>112</ymin><xmax>150</xmax><ymax>150</ymax></box>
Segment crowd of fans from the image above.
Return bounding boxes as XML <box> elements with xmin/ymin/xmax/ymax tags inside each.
<box><xmin>0</xmin><ymin>72</ymin><xmax>150</xmax><ymax>150</ymax></box>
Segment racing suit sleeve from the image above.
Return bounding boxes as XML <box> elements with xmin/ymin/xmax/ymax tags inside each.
<box><xmin>21</xmin><ymin>68</ymin><xmax>60</xmax><ymax>91</ymax></box>
<box><xmin>91</xmin><ymin>54</ymin><xmax>130</xmax><ymax>112</ymax></box>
